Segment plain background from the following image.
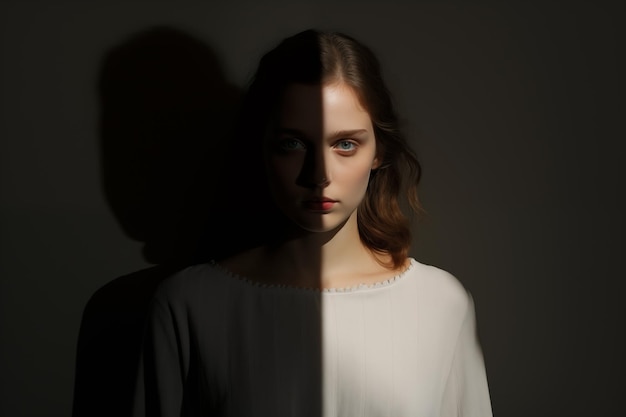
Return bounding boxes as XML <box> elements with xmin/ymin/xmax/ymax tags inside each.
<box><xmin>1</xmin><ymin>1</ymin><xmax>623</xmax><ymax>416</ymax></box>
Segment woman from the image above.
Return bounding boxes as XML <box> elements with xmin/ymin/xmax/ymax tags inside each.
<box><xmin>134</xmin><ymin>29</ymin><xmax>492</xmax><ymax>416</ymax></box>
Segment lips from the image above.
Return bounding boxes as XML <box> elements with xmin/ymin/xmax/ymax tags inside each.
<box><xmin>302</xmin><ymin>197</ymin><xmax>337</xmax><ymax>211</ymax></box>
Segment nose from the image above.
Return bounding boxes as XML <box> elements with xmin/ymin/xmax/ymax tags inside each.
<box><xmin>296</xmin><ymin>146</ymin><xmax>329</xmax><ymax>189</ymax></box>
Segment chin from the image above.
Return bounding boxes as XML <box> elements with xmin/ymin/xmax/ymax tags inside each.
<box><xmin>295</xmin><ymin>223</ymin><xmax>335</xmax><ymax>234</ymax></box>
<box><xmin>289</xmin><ymin>213</ymin><xmax>351</xmax><ymax>234</ymax></box>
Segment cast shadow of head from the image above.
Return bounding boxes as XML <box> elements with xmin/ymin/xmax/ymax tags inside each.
<box><xmin>72</xmin><ymin>26</ymin><xmax>248</xmax><ymax>417</ymax></box>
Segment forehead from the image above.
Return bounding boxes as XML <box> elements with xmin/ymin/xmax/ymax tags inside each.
<box><xmin>277</xmin><ymin>83</ymin><xmax>372</xmax><ymax>137</ymax></box>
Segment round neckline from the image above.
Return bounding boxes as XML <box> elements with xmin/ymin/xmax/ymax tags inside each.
<box><xmin>210</xmin><ymin>258</ymin><xmax>417</xmax><ymax>294</ymax></box>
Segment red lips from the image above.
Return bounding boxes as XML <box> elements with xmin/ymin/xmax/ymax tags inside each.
<box><xmin>302</xmin><ymin>197</ymin><xmax>337</xmax><ymax>211</ymax></box>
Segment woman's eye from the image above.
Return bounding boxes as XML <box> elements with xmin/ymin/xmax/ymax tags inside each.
<box><xmin>278</xmin><ymin>138</ymin><xmax>306</xmax><ymax>151</ymax></box>
<box><xmin>334</xmin><ymin>140</ymin><xmax>357</xmax><ymax>153</ymax></box>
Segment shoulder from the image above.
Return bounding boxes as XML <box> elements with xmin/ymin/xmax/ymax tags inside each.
<box><xmin>151</xmin><ymin>262</ymin><xmax>233</xmax><ymax>307</ymax></box>
<box><xmin>410</xmin><ymin>260</ymin><xmax>469</xmax><ymax>301</ymax></box>
<box><xmin>407</xmin><ymin>259</ymin><xmax>472</xmax><ymax>322</ymax></box>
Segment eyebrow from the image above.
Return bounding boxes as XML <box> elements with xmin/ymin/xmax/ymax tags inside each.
<box><xmin>329</xmin><ymin>129</ymin><xmax>369</xmax><ymax>139</ymax></box>
<box><xmin>274</xmin><ymin>128</ymin><xmax>369</xmax><ymax>139</ymax></box>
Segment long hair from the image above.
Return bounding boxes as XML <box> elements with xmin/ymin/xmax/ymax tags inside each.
<box><xmin>235</xmin><ymin>29</ymin><xmax>422</xmax><ymax>268</ymax></box>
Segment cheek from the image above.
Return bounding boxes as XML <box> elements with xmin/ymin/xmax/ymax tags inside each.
<box><xmin>335</xmin><ymin>159</ymin><xmax>373</xmax><ymax>193</ymax></box>
<box><xmin>266</xmin><ymin>155</ymin><xmax>303</xmax><ymax>195</ymax></box>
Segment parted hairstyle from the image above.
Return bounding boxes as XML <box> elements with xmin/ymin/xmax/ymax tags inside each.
<box><xmin>234</xmin><ymin>29</ymin><xmax>422</xmax><ymax>269</ymax></box>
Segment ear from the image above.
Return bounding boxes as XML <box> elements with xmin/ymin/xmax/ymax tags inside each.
<box><xmin>372</xmin><ymin>139</ymin><xmax>383</xmax><ymax>170</ymax></box>
<box><xmin>371</xmin><ymin>154</ymin><xmax>382</xmax><ymax>170</ymax></box>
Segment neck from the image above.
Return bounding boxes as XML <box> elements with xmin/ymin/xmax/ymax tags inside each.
<box><xmin>263</xmin><ymin>212</ymin><xmax>389</xmax><ymax>289</ymax></box>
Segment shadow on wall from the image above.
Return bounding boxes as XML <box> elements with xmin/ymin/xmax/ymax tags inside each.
<box><xmin>72</xmin><ymin>26</ymin><xmax>249</xmax><ymax>417</ymax></box>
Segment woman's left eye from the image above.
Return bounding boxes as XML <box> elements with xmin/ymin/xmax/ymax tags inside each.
<box><xmin>334</xmin><ymin>140</ymin><xmax>357</xmax><ymax>153</ymax></box>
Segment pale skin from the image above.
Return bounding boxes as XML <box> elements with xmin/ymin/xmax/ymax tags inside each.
<box><xmin>221</xmin><ymin>81</ymin><xmax>410</xmax><ymax>289</ymax></box>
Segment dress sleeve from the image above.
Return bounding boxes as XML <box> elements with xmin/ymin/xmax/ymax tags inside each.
<box><xmin>440</xmin><ymin>294</ymin><xmax>493</xmax><ymax>417</ymax></box>
<box><xmin>133</xmin><ymin>296</ymin><xmax>188</xmax><ymax>417</ymax></box>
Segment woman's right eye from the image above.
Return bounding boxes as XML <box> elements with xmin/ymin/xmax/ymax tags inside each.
<box><xmin>277</xmin><ymin>138</ymin><xmax>306</xmax><ymax>151</ymax></box>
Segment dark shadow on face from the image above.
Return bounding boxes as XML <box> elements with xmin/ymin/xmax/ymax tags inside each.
<box><xmin>267</xmin><ymin>84</ymin><xmax>326</xmax><ymax>235</ymax></box>
<box><xmin>73</xmin><ymin>26</ymin><xmax>242</xmax><ymax>417</ymax></box>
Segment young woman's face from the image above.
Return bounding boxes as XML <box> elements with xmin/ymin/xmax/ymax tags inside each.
<box><xmin>265</xmin><ymin>82</ymin><xmax>379</xmax><ymax>233</ymax></box>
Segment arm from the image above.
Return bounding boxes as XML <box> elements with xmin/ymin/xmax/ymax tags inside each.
<box><xmin>133</xmin><ymin>296</ymin><xmax>188</xmax><ymax>417</ymax></box>
<box><xmin>440</xmin><ymin>294</ymin><xmax>493</xmax><ymax>417</ymax></box>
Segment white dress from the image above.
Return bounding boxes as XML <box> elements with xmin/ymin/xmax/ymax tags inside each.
<box><xmin>133</xmin><ymin>258</ymin><xmax>493</xmax><ymax>416</ymax></box>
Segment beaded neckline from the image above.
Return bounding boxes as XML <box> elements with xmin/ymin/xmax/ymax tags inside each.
<box><xmin>210</xmin><ymin>258</ymin><xmax>417</xmax><ymax>294</ymax></box>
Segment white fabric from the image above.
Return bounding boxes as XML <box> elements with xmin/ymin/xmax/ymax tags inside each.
<box><xmin>135</xmin><ymin>258</ymin><xmax>492</xmax><ymax>416</ymax></box>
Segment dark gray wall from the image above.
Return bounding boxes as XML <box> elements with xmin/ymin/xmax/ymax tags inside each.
<box><xmin>1</xmin><ymin>2</ymin><xmax>623</xmax><ymax>416</ymax></box>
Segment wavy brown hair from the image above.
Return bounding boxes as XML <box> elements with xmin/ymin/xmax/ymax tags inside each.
<box><xmin>235</xmin><ymin>29</ymin><xmax>422</xmax><ymax>269</ymax></box>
